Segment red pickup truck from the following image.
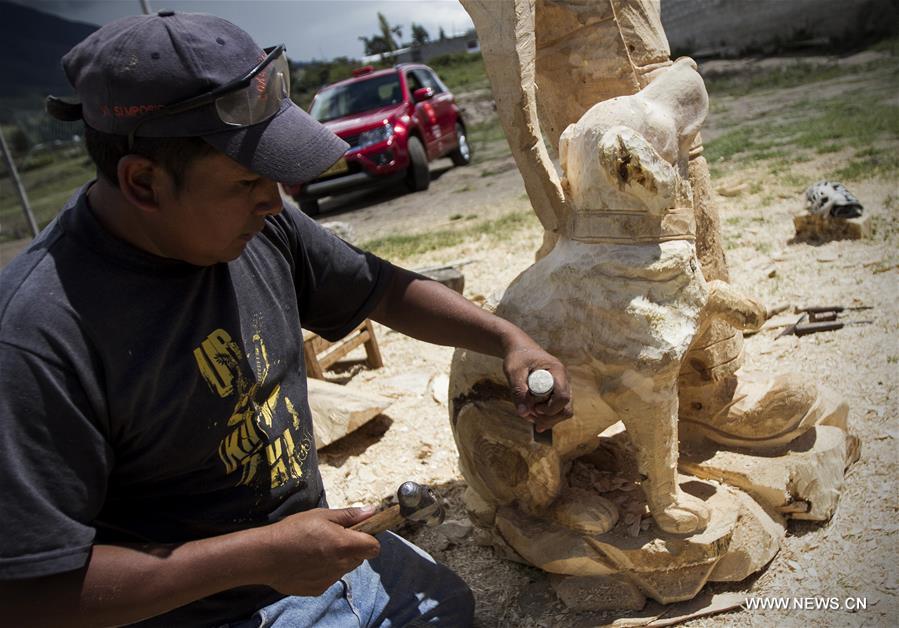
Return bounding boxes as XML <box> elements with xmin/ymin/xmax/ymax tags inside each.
<box><xmin>285</xmin><ymin>63</ymin><xmax>471</xmax><ymax>215</ymax></box>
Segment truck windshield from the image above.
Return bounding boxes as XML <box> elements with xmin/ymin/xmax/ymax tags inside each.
<box><xmin>310</xmin><ymin>73</ymin><xmax>404</xmax><ymax>122</ymax></box>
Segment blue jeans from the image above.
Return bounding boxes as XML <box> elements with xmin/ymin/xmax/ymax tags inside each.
<box><xmin>229</xmin><ymin>532</ymin><xmax>474</xmax><ymax>627</ymax></box>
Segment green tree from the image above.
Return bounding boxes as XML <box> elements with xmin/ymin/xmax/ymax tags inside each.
<box><xmin>378</xmin><ymin>12</ymin><xmax>403</xmax><ymax>50</ymax></box>
<box><xmin>358</xmin><ymin>34</ymin><xmax>391</xmax><ymax>56</ymax></box>
<box><xmin>359</xmin><ymin>12</ymin><xmax>403</xmax><ymax>57</ymax></box>
<box><xmin>438</xmin><ymin>26</ymin><xmax>447</xmax><ymax>41</ymax></box>
<box><xmin>411</xmin><ymin>23</ymin><xmax>430</xmax><ymax>46</ymax></box>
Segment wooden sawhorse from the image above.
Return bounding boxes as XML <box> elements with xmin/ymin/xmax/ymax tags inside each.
<box><xmin>302</xmin><ymin>319</ymin><xmax>383</xmax><ymax>379</ymax></box>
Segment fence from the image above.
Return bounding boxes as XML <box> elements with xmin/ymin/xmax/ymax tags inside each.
<box><xmin>0</xmin><ymin>114</ymin><xmax>88</xmax><ymax>243</ymax></box>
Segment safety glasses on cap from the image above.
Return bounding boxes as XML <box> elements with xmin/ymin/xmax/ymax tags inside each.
<box><xmin>127</xmin><ymin>44</ymin><xmax>290</xmax><ymax>149</ymax></box>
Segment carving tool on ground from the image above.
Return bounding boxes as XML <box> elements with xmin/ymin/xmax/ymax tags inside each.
<box><xmin>776</xmin><ymin>305</ymin><xmax>874</xmax><ymax>338</ymax></box>
<box><xmin>350</xmin><ymin>481</ymin><xmax>445</xmax><ymax>535</ymax></box>
<box><xmin>528</xmin><ymin>368</ymin><xmax>555</xmax><ymax>445</ymax></box>
<box><xmin>793</xmin><ymin>319</ymin><xmax>874</xmax><ymax>336</ymax></box>
<box><xmin>795</xmin><ymin>305</ymin><xmax>872</xmax><ymax>315</ymax></box>
<box><xmin>796</xmin><ymin>305</ymin><xmax>873</xmax><ymax>324</ymax></box>
<box><xmin>775</xmin><ymin>313</ymin><xmax>807</xmax><ymax>339</ymax></box>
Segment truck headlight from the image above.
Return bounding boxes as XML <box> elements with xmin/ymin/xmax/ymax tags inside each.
<box><xmin>358</xmin><ymin>123</ymin><xmax>394</xmax><ymax>149</ymax></box>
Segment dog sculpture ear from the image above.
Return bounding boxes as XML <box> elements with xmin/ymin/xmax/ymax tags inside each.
<box><xmin>597</xmin><ymin>125</ymin><xmax>677</xmax><ymax>212</ymax></box>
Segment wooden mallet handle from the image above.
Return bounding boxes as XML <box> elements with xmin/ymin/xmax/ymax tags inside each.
<box><xmin>529</xmin><ymin>369</ymin><xmax>554</xmax><ymax>445</ymax></box>
<box><xmin>528</xmin><ymin>369</ymin><xmax>554</xmax><ymax>401</ymax></box>
<box><xmin>350</xmin><ymin>504</ymin><xmax>403</xmax><ymax>535</ymax></box>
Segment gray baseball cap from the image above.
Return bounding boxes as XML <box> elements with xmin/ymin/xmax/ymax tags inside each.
<box><xmin>51</xmin><ymin>10</ymin><xmax>348</xmax><ymax>185</ymax></box>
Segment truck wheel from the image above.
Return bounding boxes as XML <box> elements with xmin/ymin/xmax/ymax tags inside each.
<box><xmin>449</xmin><ymin>122</ymin><xmax>472</xmax><ymax>166</ymax></box>
<box><xmin>405</xmin><ymin>136</ymin><xmax>430</xmax><ymax>192</ymax></box>
<box><xmin>299</xmin><ymin>197</ymin><xmax>320</xmax><ymax>216</ymax></box>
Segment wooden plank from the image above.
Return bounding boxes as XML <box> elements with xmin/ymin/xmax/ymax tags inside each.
<box><xmin>307</xmin><ymin>378</ymin><xmax>393</xmax><ymax>448</ymax></box>
<box><xmin>319</xmin><ymin>332</ymin><xmax>368</xmax><ymax>369</ymax></box>
<box><xmin>303</xmin><ymin>341</ymin><xmax>324</xmax><ymax>379</ymax></box>
<box><xmin>363</xmin><ymin>319</ymin><xmax>384</xmax><ymax>369</ymax></box>
<box><xmin>309</xmin><ymin>335</ymin><xmax>332</xmax><ymax>354</ymax></box>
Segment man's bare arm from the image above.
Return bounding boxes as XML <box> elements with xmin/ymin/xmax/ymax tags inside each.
<box><xmin>0</xmin><ymin>507</ymin><xmax>378</xmax><ymax>628</ymax></box>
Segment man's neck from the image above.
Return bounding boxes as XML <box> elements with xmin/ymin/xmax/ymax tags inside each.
<box><xmin>87</xmin><ymin>178</ymin><xmax>167</xmax><ymax>258</ymax></box>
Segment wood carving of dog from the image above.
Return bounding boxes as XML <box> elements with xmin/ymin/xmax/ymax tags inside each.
<box><xmin>450</xmin><ymin>58</ymin><xmax>716</xmax><ymax>535</ymax></box>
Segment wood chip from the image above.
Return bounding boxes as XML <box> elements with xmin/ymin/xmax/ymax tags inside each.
<box><xmin>717</xmin><ymin>183</ymin><xmax>749</xmax><ymax>197</ymax></box>
<box><xmin>606</xmin><ymin>592</ymin><xmax>745</xmax><ymax>627</ymax></box>
<box><xmin>646</xmin><ymin>592</ymin><xmax>745</xmax><ymax>627</ymax></box>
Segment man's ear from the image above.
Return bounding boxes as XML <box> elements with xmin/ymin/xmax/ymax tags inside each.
<box><xmin>117</xmin><ymin>155</ymin><xmax>163</xmax><ymax>212</ymax></box>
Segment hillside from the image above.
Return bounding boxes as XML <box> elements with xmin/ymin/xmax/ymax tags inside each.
<box><xmin>0</xmin><ymin>1</ymin><xmax>97</xmax><ymax>115</ymax></box>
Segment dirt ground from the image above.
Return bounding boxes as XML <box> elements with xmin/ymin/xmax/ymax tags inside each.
<box><xmin>311</xmin><ymin>55</ymin><xmax>898</xmax><ymax>627</ymax></box>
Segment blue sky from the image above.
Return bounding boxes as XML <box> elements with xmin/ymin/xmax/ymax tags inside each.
<box><xmin>13</xmin><ymin>0</ymin><xmax>475</xmax><ymax>61</ymax></box>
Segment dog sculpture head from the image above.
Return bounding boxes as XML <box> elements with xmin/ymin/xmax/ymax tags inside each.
<box><xmin>559</xmin><ymin>58</ymin><xmax>709</xmax><ymax>217</ymax></box>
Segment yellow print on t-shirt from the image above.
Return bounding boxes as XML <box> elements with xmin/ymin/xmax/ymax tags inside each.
<box><xmin>193</xmin><ymin>326</ymin><xmax>312</xmax><ymax>489</ymax></box>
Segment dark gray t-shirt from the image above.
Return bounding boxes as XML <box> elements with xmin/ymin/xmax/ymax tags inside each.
<box><xmin>0</xmin><ymin>184</ymin><xmax>393</xmax><ymax>625</ymax></box>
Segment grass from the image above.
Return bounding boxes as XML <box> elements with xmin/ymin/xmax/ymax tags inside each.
<box><xmin>833</xmin><ymin>150</ymin><xmax>899</xmax><ymax>181</ymax></box>
<box><xmin>705</xmin><ymin>63</ymin><xmax>859</xmax><ymax>98</ymax></box>
<box><xmin>704</xmin><ymin>127</ymin><xmax>782</xmax><ymax>163</ymax></box>
<box><xmin>0</xmin><ymin>148</ymin><xmax>94</xmax><ymax>240</ymax></box>
<box><xmin>871</xmin><ymin>35</ymin><xmax>899</xmax><ymax>56</ymax></box>
<box><xmin>754</xmin><ymin>241</ymin><xmax>773</xmax><ymax>255</ymax></box>
<box><xmin>793</xmin><ymin>101</ymin><xmax>899</xmax><ymax>150</ymax></box>
<box><xmin>428</xmin><ymin>52</ymin><xmax>489</xmax><ymax>93</ymax></box>
<box><xmin>706</xmin><ymin>48</ymin><xmax>899</xmax><ymax>184</ymax></box>
<box><xmin>816</xmin><ymin>142</ymin><xmax>841</xmax><ymax>154</ymax></box>
<box><xmin>360</xmin><ymin>210</ymin><xmax>536</xmax><ymax>261</ymax></box>
<box><xmin>798</xmin><ymin>100</ymin><xmax>899</xmax><ymax>181</ymax></box>
<box><xmin>778</xmin><ymin>171</ymin><xmax>808</xmax><ymax>190</ymax></box>
<box><xmin>706</xmin><ymin>96</ymin><xmax>899</xmax><ymax>181</ymax></box>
